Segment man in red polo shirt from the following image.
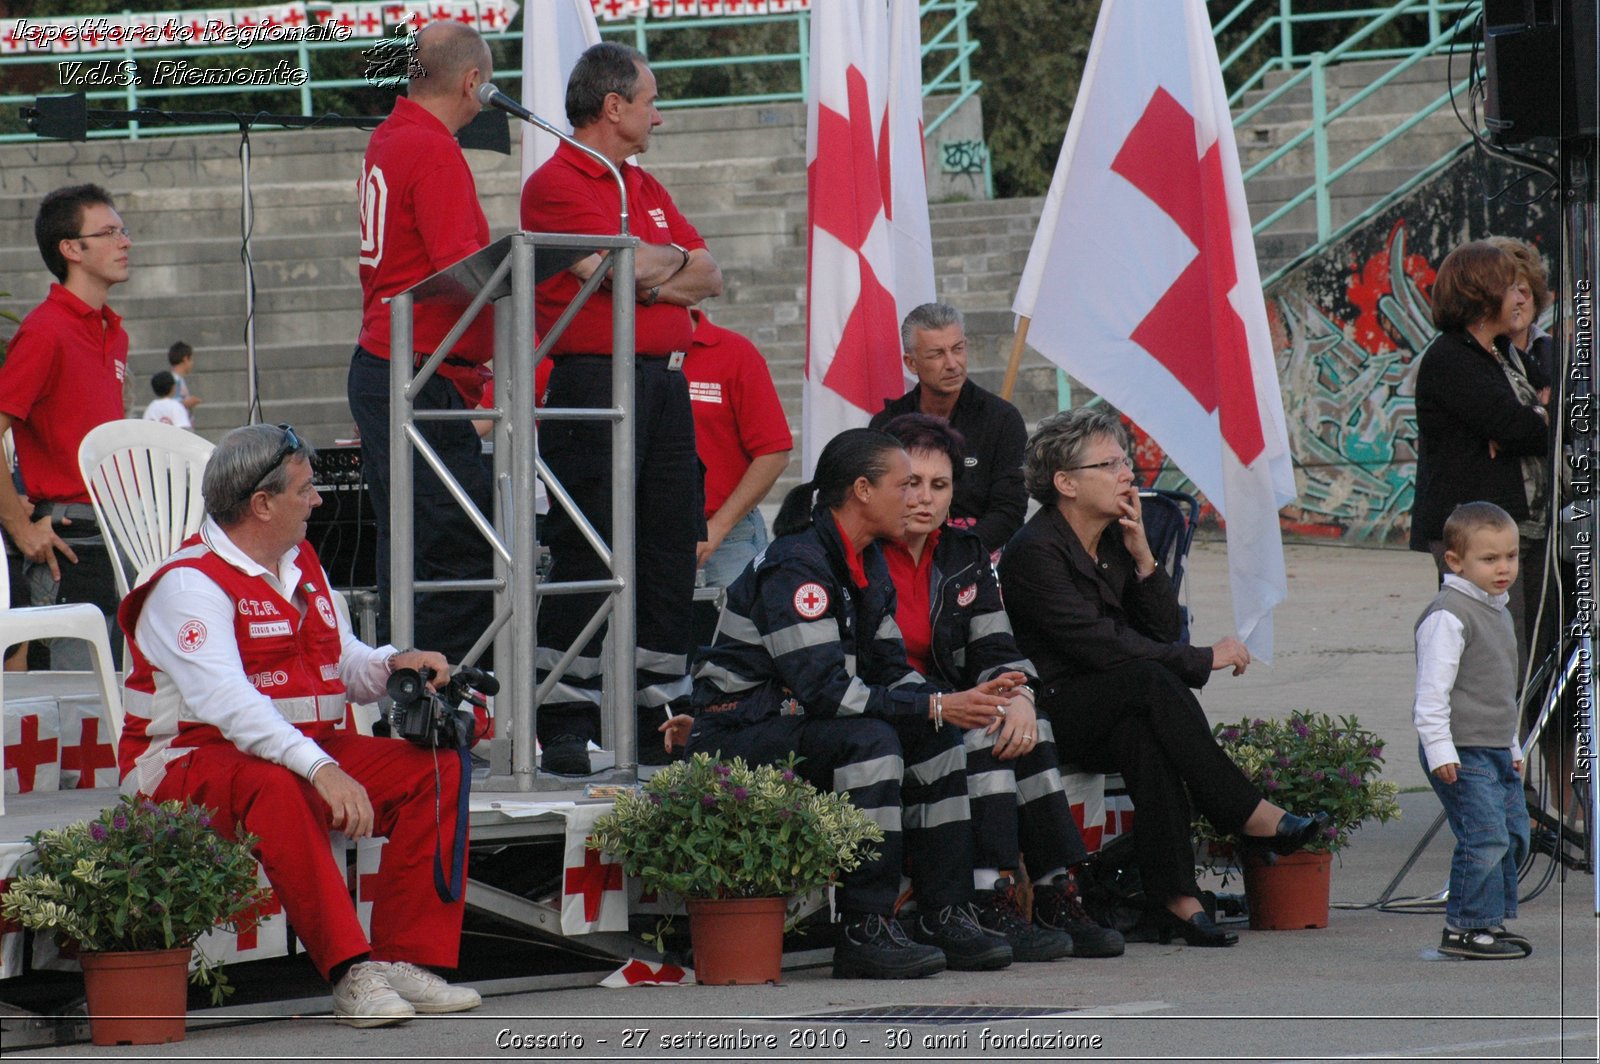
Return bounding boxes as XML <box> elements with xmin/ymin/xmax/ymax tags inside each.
<box><xmin>520</xmin><ymin>42</ymin><xmax>724</xmax><ymax>773</ymax></box>
<box><xmin>0</xmin><ymin>183</ymin><xmax>130</xmax><ymax>668</ymax></box>
<box><xmin>347</xmin><ymin>21</ymin><xmax>496</xmax><ymax>665</ymax></box>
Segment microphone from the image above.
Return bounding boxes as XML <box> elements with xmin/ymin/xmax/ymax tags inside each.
<box><xmin>477</xmin><ymin>81</ymin><xmax>632</xmax><ymax>235</ymax></box>
<box><xmin>475</xmin><ymin>82</ymin><xmax>562</xmax><ymax>138</ymax></box>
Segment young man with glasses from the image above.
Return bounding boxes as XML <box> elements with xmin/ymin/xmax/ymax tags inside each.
<box><xmin>869</xmin><ymin>303</ymin><xmax>1028</xmax><ymax>554</ymax></box>
<box><xmin>119</xmin><ymin>423</ymin><xmax>482</xmax><ymax>1026</ymax></box>
<box><xmin>0</xmin><ymin>183</ymin><xmax>131</xmax><ymax>666</ymax></box>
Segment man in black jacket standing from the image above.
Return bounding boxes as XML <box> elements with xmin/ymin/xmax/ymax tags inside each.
<box><xmin>870</xmin><ymin>303</ymin><xmax>1027</xmax><ymax>553</ymax></box>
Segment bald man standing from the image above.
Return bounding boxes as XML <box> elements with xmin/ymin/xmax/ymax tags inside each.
<box><xmin>347</xmin><ymin>22</ymin><xmax>496</xmax><ymax>663</ymax></box>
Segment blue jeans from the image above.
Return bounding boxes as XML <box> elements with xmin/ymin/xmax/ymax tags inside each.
<box><xmin>1421</xmin><ymin>744</ymin><xmax>1530</xmax><ymax>929</ymax></box>
<box><xmin>700</xmin><ymin>509</ymin><xmax>769</xmax><ymax>589</ymax></box>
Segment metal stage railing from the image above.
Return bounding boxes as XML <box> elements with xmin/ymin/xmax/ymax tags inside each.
<box><xmin>387</xmin><ymin>228</ymin><xmax>639</xmax><ymax>791</ymax></box>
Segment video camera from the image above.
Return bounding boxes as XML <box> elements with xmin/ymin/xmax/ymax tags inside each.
<box><xmin>385</xmin><ymin>665</ymin><xmax>498</xmax><ymax>749</ymax></box>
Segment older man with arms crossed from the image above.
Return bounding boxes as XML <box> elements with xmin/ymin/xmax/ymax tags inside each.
<box><xmin>521</xmin><ymin>42</ymin><xmax>723</xmax><ymax>774</ymax></box>
<box><xmin>117</xmin><ymin>425</ymin><xmax>480</xmax><ymax>1027</ymax></box>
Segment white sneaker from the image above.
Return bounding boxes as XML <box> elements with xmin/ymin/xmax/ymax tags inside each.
<box><xmin>373</xmin><ymin>961</ymin><xmax>482</xmax><ymax>1013</ymax></box>
<box><xmin>332</xmin><ymin>961</ymin><xmax>415</xmax><ymax>1027</ymax></box>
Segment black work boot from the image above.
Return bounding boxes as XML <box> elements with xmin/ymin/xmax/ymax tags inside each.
<box><xmin>971</xmin><ymin>875</ymin><xmax>1074</xmax><ymax>961</ymax></box>
<box><xmin>908</xmin><ymin>903</ymin><xmax>1013</xmax><ymax>971</ymax></box>
<box><xmin>1033</xmin><ymin>870</ymin><xmax>1126</xmax><ymax>958</ymax></box>
<box><xmin>832</xmin><ymin>913</ymin><xmax>946</xmax><ymax>979</ymax></box>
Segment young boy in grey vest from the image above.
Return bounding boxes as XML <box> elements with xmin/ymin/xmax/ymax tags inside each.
<box><xmin>1413</xmin><ymin>501</ymin><xmax>1532</xmax><ymax>959</ymax></box>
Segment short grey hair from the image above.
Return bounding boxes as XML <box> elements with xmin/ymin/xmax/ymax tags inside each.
<box><xmin>1022</xmin><ymin>408</ymin><xmax>1128</xmax><ymax>505</ymax></box>
<box><xmin>409</xmin><ymin>21</ymin><xmax>491</xmax><ymax>100</ymax></box>
<box><xmin>900</xmin><ymin>302</ymin><xmax>964</xmax><ymax>351</ymax></box>
<box><xmin>204</xmin><ymin>424</ymin><xmax>315</xmax><ymax>527</ymax></box>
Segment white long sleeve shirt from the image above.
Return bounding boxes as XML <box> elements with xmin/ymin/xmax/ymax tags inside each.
<box><xmin>134</xmin><ymin>518</ymin><xmax>397</xmax><ymax>781</ymax></box>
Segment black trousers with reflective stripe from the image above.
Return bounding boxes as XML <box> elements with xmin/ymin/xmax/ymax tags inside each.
<box><xmin>965</xmin><ymin>720</ymin><xmax>1088</xmax><ymax>880</ymax></box>
<box><xmin>536</xmin><ymin>357</ymin><xmax>704</xmax><ymax>747</ymax></box>
<box><xmin>688</xmin><ymin>712</ymin><xmax>973</xmax><ymax>915</ymax></box>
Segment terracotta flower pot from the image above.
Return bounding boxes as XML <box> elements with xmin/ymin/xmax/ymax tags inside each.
<box><xmin>1242</xmin><ymin>850</ymin><xmax>1332</xmax><ymax>930</ymax></box>
<box><xmin>686</xmin><ymin>897</ymin><xmax>786</xmax><ymax>985</ymax></box>
<box><xmin>79</xmin><ymin>946</ymin><xmax>192</xmax><ymax>1046</ymax></box>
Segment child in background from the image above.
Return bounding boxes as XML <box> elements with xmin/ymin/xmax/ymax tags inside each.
<box><xmin>167</xmin><ymin>340</ymin><xmax>201</xmax><ymax>412</ymax></box>
<box><xmin>1413</xmin><ymin>501</ymin><xmax>1532</xmax><ymax>960</ymax></box>
<box><xmin>143</xmin><ymin>370</ymin><xmax>191</xmax><ymax>429</ymax></box>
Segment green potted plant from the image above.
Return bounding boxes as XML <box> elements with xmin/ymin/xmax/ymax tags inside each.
<box><xmin>1</xmin><ymin>796</ymin><xmax>271</xmax><ymax>1045</ymax></box>
<box><xmin>587</xmin><ymin>752</ymin><xmax>883</xmax><ymax>984</ymax></box>
<box><xmin>1197</xmin><ymin>711</ymin><xmax>1402</xmax><ymax>929</ymax></box>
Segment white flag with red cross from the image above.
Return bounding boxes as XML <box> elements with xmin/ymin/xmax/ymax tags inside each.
<box><xmin>519</xmin><ymin>0</ymin><xmax>601</xmax><ymax>180</ymax></box>
<box><xmin>599</xmin><ymin>957</ymin><xmax>695</xmax><ymax>987</ymax></box>
<box><xmin>802</xmin><ymin>0</ymin><xmax>935</xmax><ymax>474</ymax></box>
<box><xmin>1012</xmin><ymin>0</ymin><xmax>1294</xmax><ymax>660</ymax></box>
<box><xmin>560</xmin><ymin>804</ymin><xmax>628</xmax><ymax>934</ymax></box>
<box><xmin>3</xmin><ymin>701</ymin><xmax>61</xmax><ymax>795</ymax></box>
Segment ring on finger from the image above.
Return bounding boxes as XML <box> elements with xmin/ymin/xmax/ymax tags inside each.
<box><xmin>995</xmin><ymin>705</ymin><xmax>1006</xmax><ymax>717</ymax></box>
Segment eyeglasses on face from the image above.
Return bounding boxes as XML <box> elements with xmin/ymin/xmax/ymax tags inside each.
<box><xmin>238</xmin><ymin>424</ymin><xmax>303</xmax><ymax>506</ymax></box>
<box><xmin>1065</xmin><ymin>455</ymin><xmax>1134</xmax><ymax>473</ymax></box>
<box><xmin>76</xmin><ymin>227</ymin><xmax>131</xmax><ymax>241</ymax></box>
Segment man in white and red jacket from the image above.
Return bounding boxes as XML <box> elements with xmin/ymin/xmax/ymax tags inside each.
<box><xmin>118</xmin><ymin>424</ymin><xmax>479</xmax><ymax>1028</ymax></box>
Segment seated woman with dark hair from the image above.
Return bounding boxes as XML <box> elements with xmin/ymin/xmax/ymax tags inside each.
<box><xmin>998</xmin><ymin>408</ymin><xmax>1329</xmax><ymax>947</ymax></box>
<box><xmin>882</xmin><ymin>412</ymin><xmax>1125</xmax><ymax>961</ymax></box>
<box><xmin>672</xmin><ymin>427</ymin><xmax>1019</xmax><ymax>980</ymax></box>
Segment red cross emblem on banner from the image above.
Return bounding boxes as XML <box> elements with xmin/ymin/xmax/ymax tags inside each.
<box><xmin>809</xmin><ymin>64</ymin><xmax>902</xmax><ymax>415</ymax></box>
<box><xmin>5</xmin><ymin>716</ymin><xmax>58</xmax><ymax>792</ymax></box>
<box><xmin>1110</xmin><ymin>87</ymin><xmax>1265</xmax><ymax>465</ymax></box>
<box><xmin>564</xmin><ymin>843</ymin><xmax>622</xmax><ymax>923</ymax></box>
<box><xmin>60</xmin><ymin>717</ymin><xmax>116</xmax><ymax>789</ymax></box>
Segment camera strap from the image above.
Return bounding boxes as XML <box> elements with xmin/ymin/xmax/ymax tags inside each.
<box><xmin>432</xmin><ymin>726</ymin><xmax>472</xmax><ymax>904</ymax></box>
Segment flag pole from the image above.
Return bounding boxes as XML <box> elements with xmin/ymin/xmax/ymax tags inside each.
<box><xmin>1000</xmin><ymin>315</ymin><xmax>1032</xmax><ymax>402</ymax></box>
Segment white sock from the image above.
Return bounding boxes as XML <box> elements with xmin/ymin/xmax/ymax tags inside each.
<box><xmin>973</xmin><ymin>868</ymin><xmax>1002</xmax><ymax>891</ymax></box>
<box><xmin>1038</xmin><ymin>867</ymin><xmax>1069</xmax><ymax>885</ymax></box>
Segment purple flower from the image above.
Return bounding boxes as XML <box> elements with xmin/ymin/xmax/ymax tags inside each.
<box><xmin>1220</xmin><ymin>728</ymin><xmax>1240</xmax><ymax>742</ymax></box>
<box><xmin>1311</xmin><ymin>770</ymin><xmax>1325</xmax><ymax>782</ymax></box>
<box><xmin>700</xmin><ymin>794</ymin><xmax>717</xmax><ymax>808</ymax></box>
<box><xmin>1292</xmin><ymin>721</ymin><xmax>1310</xmax><ymax>738</ymax></box>
<box><xmin>781</xmin><ymin>769</ymin><xmax>796</xmax><ymax>783</ymax></box>
<box><xmin>89</xmin><ymin>823</ymin><xmax>108</xmax><ymax>842</ymax></box>
<box><xmin>1264</xmin><ymin>779</ymin><xmax>1280</xmax><ymax>791</ymax></box>
<box><xmin>1252</xmin><ymin>719</ymin><xmax>1268</xmax><ymax>730</ymax></box>
<box><xmin>1276</xmin><ymin>755</ymin><xmax>1291</xmax><ymax>768</ymax></box>
<box><xmin>714</xmin><ymin>764</ymin><xmax>732</xmax><ymax>778</ymax></box>
<box><xmin>1367</xmin><ymin>745</ymin><xmax>1382</xmax><ymax>758</ymax></box>
<box><xmin>649</xmin><ymin>793</ymin><xmax>663</xmax><ymax>806</ymax></box>
<box><xmin>733</xmin><ymin>787</ymin><xmax>749</xmax><ymax>801</ymax></box>
<box><xmin>111</xmin><ymin>811</ymin><xmax>128</xmax><ymax>831</ymax></box>
<box><xmin>198</xmin><ymin>814</ymin><xmax>212</xmax><ymax>829</ymax></box>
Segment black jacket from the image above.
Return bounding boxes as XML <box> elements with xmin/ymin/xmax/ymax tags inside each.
<box><xmin>920</xmin><ymin>526</ymin><xmax>1035</xmax><ymax>691</ymax></box>
<box><xmin>1409</xmin><ymin>330</ymin><xmax>1550</xmax><ymax>549</ymax></box>
<box><xmin>870</xmin><ymin>380</ymin><xmax>1027</xmax><ymax>552</ymax></box>
<box><xmin>998</xmin><ymin>505</ymin><xmax>1212</xmax><ymax>690</ymax></box>
<box><xmin>690</xmin><ymin>505</ymin><xmax>935</xmax><ymax>729</ymax></box>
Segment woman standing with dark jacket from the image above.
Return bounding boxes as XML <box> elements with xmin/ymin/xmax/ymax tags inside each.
<box><xmin>1410</xmin><ymin>240</ymin><xmax>1550</xmax><ymax>662</ymax></box>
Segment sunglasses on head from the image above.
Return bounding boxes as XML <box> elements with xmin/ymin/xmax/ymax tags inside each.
<box><xmin>238</xmin><ymin>424</ymin><xmax>303</xmax><ymax>506</ymax></box>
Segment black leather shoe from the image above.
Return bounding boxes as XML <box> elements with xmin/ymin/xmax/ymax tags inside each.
<box><xmin>909</xmin><ymin>904</ymin><xmax>1013</xmax><ymax>970</ymax></box>
<box><xmin>541</xmin><ymin>734</ymin><xmax>591</xmax><ymax>776</ymax></box>
<box><xmin>971</xmin><ymin>877</ymin><xmax>1074</xmax><ymax>962</ymax></box>
<box><xmin>1153</xmin><ymin>907</ymin><xmax>1238</xmax><ymax>947</ymax></box>
<box><xmin>832</xmin><ymin>913</ymin><xmax>946</xmax><ymax>979</ymax></box>
<box><xmin>1243</xmin><ymin>810</ymin><xmax>1332</xmax><ymax>856</ymax></box>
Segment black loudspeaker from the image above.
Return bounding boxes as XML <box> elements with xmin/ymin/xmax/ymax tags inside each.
<box><xmin>1484</xmin><ymin>0</ymin><xmax>1600</xmax><ymax>145</ymax></box>
<box><xmin>27</xmin><ymin>94</ymin><xmax>88</xmax><ymax>141</ymax></box>
<box><xmin>308</xmin><ymin>445</ymin><xmax>378</xmax><ymax>589</ymax></box>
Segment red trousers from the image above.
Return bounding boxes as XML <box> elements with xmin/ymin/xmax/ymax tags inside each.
<box><xmin>151</xmin><ymin>734</ymin><xmax>466</xmax><ymax>979</ymax></box>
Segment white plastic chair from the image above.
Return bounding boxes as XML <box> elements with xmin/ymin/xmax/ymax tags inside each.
<box><xmin>77</xmin><ymin>419</ymin><xmax>214</xmax><ymax>601</ymax></box>
<box><xmin>0</xmin><ymin>557</ymin><xmax>124</xmax><ymax>816</ymax></box>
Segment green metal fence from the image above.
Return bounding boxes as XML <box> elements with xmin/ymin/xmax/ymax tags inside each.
<box><xmin>1214</xmin><ymin>0</ymin><xmax>1483</xmax><ymax>280</ymax></box>
<box><xmin>0</xmin><ymin>0</ymin><xmax>981</xmax><ymax>142</ymax></box>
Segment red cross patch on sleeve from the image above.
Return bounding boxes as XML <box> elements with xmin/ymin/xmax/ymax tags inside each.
<box><xmin>957</xmin><ymin>584</ymin><xmax>978</xmax><ymax>607</ymax></box>
<box><xmin>793</xmin><ymin>582</ymin><xmax>830</xmax><ymax>620</ymax></box>
<box><xmin>177</xmin><ymin>619</ymin><xmax>208</xmax><ymax>653</ymax></box>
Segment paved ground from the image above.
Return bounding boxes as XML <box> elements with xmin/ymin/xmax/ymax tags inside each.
<box><xmin>8</xmin><ymin>541</ymin><xmax>1597</xmax><ymax>1062</ymax></box>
